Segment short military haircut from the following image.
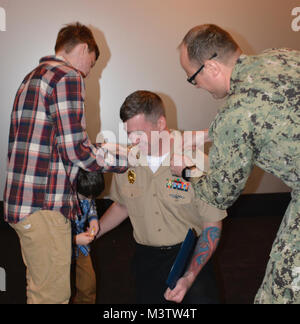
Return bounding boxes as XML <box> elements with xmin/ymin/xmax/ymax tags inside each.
<box><xmin>55</xmin><ymin>22</ymin><xmax>100</xmax><ymax>60</ymax></box>
<box><xmin>181</xmin><ymin>24</ymin><xmax>240</xmax><ymax>65</ymax></box>
<box><xmin>120</xmin><ymin>90</ymin><xmax>166</xmax><ymax>124</ymax></box>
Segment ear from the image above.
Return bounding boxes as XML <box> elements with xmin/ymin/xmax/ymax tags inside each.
<box><xmin>157</xmin><ymin>116</ymin><xmax>167</xmax><ymax>131</ymax></box>
<box><xmin>82</xmin><ymin>43</ymin><xmax>89</xmax><ymax>54</ymax></box>
<box><xmin>205</xmin><ymin>60</ymin><xmax>221</xmax><ymax>78</ymax></box>
<box><xmin>75</xmin><ymin>42</ymin><xmax>88</xmax><ymax>56</ymax></box>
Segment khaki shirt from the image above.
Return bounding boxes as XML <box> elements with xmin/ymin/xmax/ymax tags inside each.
<box><xmin>110</xmin><ymin>153</ymin><xmax>227</xmax><ymax>246</ymax></box>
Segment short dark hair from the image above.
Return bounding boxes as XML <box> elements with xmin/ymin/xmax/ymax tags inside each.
<box><xmin>77</xmin><ymin>168</ymin><xmax>105</xmax><ymax>199</ymax></box>
<box><xmin>181</xmin><ymin>24</ymin><xmax>239</xmax><ymax>65</ymax></box>
<box><xmin>55</xmin><ymin>22</ymin><xmax>100</xmax><ymax>60</ymax></box>
<box><xmin>120</xmin><ymin>90</ymin><xmax>166</xmax><ymax>124</ymax></box>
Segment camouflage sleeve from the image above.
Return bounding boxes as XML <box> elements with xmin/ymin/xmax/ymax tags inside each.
<box><xmin>192</xmin><ymin>107</ymin><xmax>255</xmax><ymax>210</ymax></box>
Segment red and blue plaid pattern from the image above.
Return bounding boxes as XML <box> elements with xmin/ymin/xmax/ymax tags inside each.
<box><xmin>4</xmin><ymin>56</ymin><xmax>126</xmax><ymax>224</ymax></box>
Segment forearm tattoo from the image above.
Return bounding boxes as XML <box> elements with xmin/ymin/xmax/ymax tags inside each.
<box><xmin>190</xmin><ymin>226</ymin><xmax>221</xmax><ymax>272</ymax></box>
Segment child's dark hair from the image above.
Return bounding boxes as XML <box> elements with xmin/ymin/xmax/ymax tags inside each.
<box><xmin>77</xmin><ymin>169</ymin><xmax>105</xmax><ymax>198</ymax></box>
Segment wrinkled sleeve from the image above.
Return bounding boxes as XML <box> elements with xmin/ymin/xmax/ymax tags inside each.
<box><xmin>109</xmin><ymin>174</ymin><xmax>126</xmax><ymax>206</ymax></box>
<box><xmin>87</xmin><ymin>199</ymin><xmax>98</xmax><ymax>222</ymax></box>
<box><xmin>193</xmin><ymin>104</ymin><xmax>255</xmax><ymax>210</ymax></box>
<box><xmin>50</xmin><ymin>71</ymin><xmax>101</xmax><ymax>171</ymax></box>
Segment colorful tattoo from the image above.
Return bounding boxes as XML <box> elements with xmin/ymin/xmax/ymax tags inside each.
<box><xmin>190</xmin><ymin>226</ymin><xmax>221</xmax><ymax>271</ymax></box>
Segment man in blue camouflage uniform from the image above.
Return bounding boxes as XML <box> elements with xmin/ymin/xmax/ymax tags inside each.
<box><xmin>174</xmin><ymin>24</ymin><xmax>299</xmax><ymax>304</ymax></box>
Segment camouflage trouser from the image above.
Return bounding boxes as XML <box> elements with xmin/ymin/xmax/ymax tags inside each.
<box><xmin>254</xmin><ymin>190</ymin><xmax>300</xmax><ymax>304</ymax></box>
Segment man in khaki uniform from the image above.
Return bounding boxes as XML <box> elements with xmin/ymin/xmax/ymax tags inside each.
<box><xmin>97</xmin><ymin>90</ymin><xmax>226</xmax><ymax>304</ymax></box>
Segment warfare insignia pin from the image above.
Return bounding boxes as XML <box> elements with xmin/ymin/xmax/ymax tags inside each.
<box><xmin>128</xmin><ymin>170</ymin><xmax>136</xmax><ymax>184</ymax></box>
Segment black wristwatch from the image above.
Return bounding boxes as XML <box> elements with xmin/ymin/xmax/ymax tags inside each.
<box><xmin>181</xmin><ymin>165</ymin><xmax>197</xmax><ymax>182</ymax></box>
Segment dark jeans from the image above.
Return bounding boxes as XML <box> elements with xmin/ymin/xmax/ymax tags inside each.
<box><xmin>132</xmin><ymin>242</ymin><xmax>220</xmax><ymax>304</ymax></box>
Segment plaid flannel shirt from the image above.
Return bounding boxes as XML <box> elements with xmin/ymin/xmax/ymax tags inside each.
<box><xmin>72</xmin><ymin>198</ymin><xmax>98</xmax><ymax>258</ymax></box>
<box><xmin>4</xmin><ymin>56</ymin><xmax>127</xmax><ymax>224</ymax></box>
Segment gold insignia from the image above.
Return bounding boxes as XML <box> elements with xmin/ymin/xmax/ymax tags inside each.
<box><xmin>128</xmin><ymin>170</ymin><xmax>136</xmax><ymax>184</ymax></box>
<box><xmin>128</xmin><ymin>144</ymin><xmax>141</xmax><ymax>161</ymax></box>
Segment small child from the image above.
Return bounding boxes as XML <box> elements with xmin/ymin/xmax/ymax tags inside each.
<box><xmin>71</xmin><ymin>168</ymin><xmax>105</xmax><ymax>304</ymax></box>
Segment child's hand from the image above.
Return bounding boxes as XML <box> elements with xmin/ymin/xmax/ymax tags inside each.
<box><xmin>88</xmin><ymin>219</ymin><xmax>99</xmax><ymax>238</ymax></box>
<box><xmin>75</xmin><ymin>232</ymin><xmax>94</xmax><ymax>246</ymax></box>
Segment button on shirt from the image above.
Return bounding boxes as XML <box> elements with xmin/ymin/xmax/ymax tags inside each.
<box><xmin>110</xmin><ymin>153</ymin><xmax>227</xmax><ymax>247</ymax></box>
<box><xmin>4</xmin><ymin>56</ymin><xmax>126</xmax><ymax>224</ymax></box>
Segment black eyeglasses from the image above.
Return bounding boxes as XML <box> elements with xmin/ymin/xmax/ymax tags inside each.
<box><xmin>187</xmin><ymin>53</ymin><xmax>217</xmax><ymax>85</ymax></box>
